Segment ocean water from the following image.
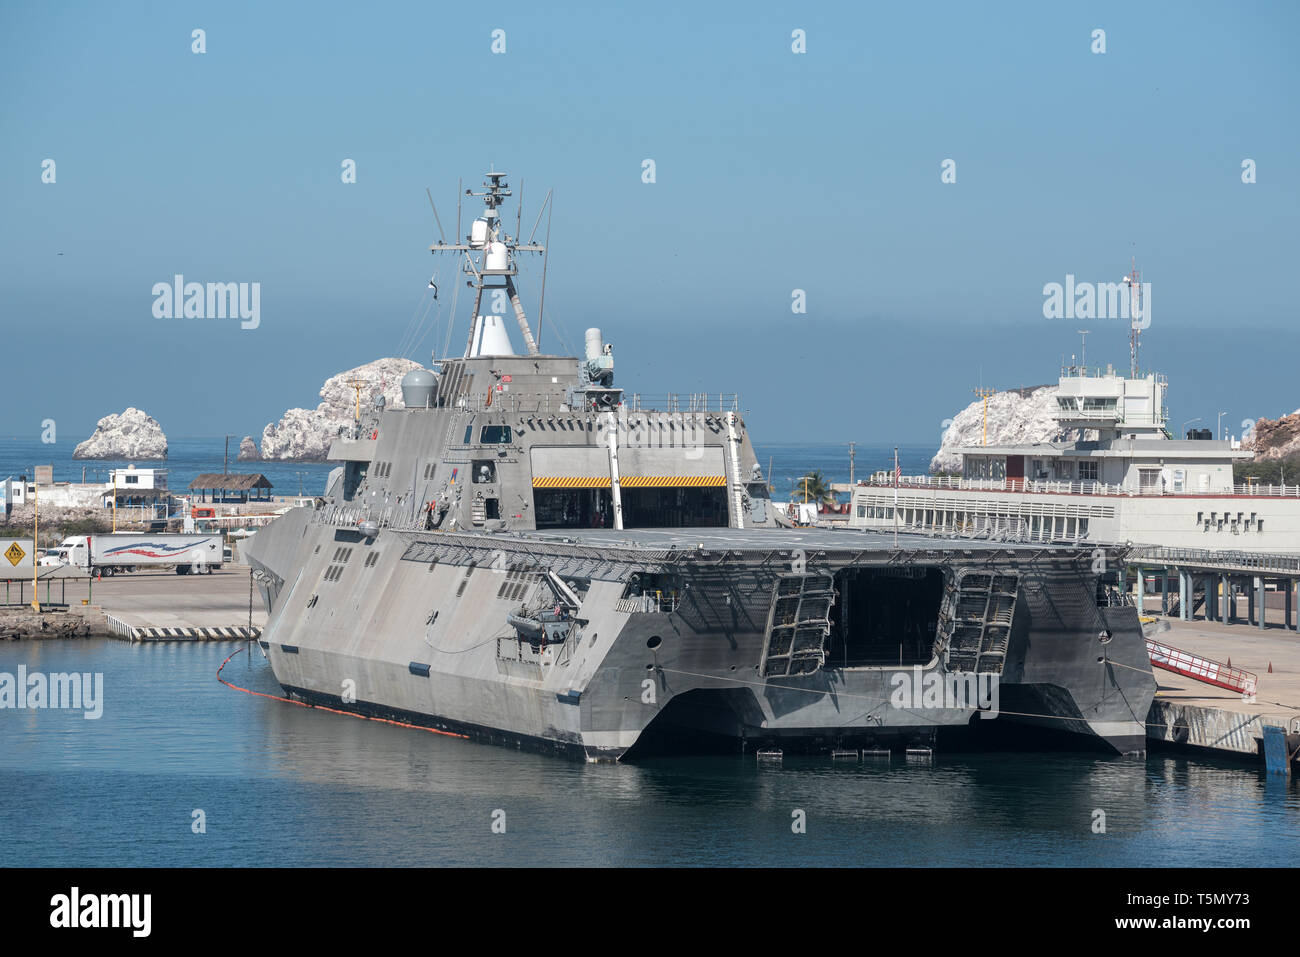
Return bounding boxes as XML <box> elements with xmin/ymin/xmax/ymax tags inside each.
<box><xmin>0</xmin><ymin>639</ymin><xmax>1295</xmax><ymax>867</ymax></box>
<box><xmin>0</xmin><ymin>438</ymin><xmax>932</xmax><ymax>504</ymax></box>
<box><xmin>0</xmin><ymin>437</ymin><xmax>339</xmax><ymax>502</ymax></box>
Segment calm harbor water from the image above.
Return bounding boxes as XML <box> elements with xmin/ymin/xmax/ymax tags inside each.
<box><xmin>1</xmin><ymin>638</ymin><xmax>1296</xmax><ymax>867</ymax></box>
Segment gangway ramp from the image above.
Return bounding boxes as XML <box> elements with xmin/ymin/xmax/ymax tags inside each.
<box><xmin>1146</xmin><ymin>638</ymin><xmax>1258</xmax><ymax>696</ymax></box>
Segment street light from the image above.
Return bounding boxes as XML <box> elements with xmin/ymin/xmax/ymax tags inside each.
<box><xmin>1181</xmin><ymin>417</ymin><xmax>1201</xmax><ymax>437</ymax></box>
<box><xmin>1217</xmin><ymin>411</ymin><xmax>1227</xmax><ymax>441</ymax></box>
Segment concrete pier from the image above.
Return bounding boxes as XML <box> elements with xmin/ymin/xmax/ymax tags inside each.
<box><xmin>1</xmin><ymin>567</ymin><xmax>263</xmax><ymax>639</ymax></box>
<box><xmin>1145</xmin><ymin>617</ymin><xmax>1299</xmax><ymax>762</ymax></box>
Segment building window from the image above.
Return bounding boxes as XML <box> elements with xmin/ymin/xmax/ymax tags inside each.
<box><xmin>1078</xmin><ymin>461</ymin><xmax>1098</xmax><ymax>481</ymax></box>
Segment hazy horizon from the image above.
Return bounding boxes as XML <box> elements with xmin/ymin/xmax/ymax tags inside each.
<box><xmin>3</xmin><ymin>1</ymin><xmax>1297</xmax><ymax>447</ymax></box>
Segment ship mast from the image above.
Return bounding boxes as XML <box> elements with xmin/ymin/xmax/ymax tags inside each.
<box><xmin>428</xmin><ymin>167</ymin><xmax>546</xmax><ymax>357</ymax></box>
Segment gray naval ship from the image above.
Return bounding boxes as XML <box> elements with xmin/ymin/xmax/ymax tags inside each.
<box><xmin>244</xmin><ymin>169</ymin><xmax>1155</xmax><ymax>761</ymax></box>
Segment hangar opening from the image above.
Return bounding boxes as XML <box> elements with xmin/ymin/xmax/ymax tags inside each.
<box><xmin>622</xmin><ymin>486</ymin><xmax>727</xmax><ymax>528</ymax></box>
<box><xmin>826</xmin><ymin>566</ymin><xmax>944</xmax><ymax>667</ymax></box>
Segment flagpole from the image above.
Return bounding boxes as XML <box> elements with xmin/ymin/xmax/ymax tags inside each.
<box><xmin>893</xmin><ymin>446</ymin><xmax>899</xmax><ymax>548</ymax></box>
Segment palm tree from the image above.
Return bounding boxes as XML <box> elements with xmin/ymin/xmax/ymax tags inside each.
<box><xmin>793</xmin><ymin>469</ymin><xmax>836</xmax><ymax>506</ymax></box>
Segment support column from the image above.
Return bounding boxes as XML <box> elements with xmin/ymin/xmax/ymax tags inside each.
<box><xmin>1179</xmin><ymin>570</ymin><xmax>1189</xmax><ymax>621</ymax></box>
<box><xmin>1287</xmin><ymin>578</ymin><xmax>1294</xmax><ymax>632</ymax></box>
<box><xmin>1221</xmin><ymin>574</ymin><xmax>1230</xmax><ymax>625</ymax></box>
<box><xmin>1248</xmin><ymin>579</ymin><xmax>1256</xmax><ymax>627</ymax></box>
<box><xmin>1161</xmin><ymin>569</ymin><xmax>1169</xmax><ymax>615</ymax></box>
<box><xmin>1257</xmin><ymin>576</ymin><xmax>1266</xmax><ymax>631</ymax></box>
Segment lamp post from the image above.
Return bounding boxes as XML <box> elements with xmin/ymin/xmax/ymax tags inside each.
<box><xmin>1181</xmin><ymin>417</ymin><xmax>1201</xmax><ymax>437</ymax></box>
<box><xmin>1217</xmin><ymin>411</ymin><xmax>1227</xmax><ymax>441</ymax></box>
<box><xmin>30</xmin><ymin>474</ymin><xmax>39</xmax><ymax>612</ymax></box>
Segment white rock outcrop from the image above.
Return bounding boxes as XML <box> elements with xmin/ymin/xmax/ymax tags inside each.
<box><xmin>259</xmin><ymin>358</ymin><xmax>423</xmax><ymax>461</ymax></box>
<box><xmin>930</xmin><ymin>386</ymin><xmax>1067</xmax><ymax>473</ymax></box>
<box><xmin>73</xmin><ymin>408</ymin><xmax>168</xmax><ymax>460</ymax></box>
<box><xmin>237</xmin><ymin>436</ymin><xmax>259</xmax><ymax>461</ymax></box>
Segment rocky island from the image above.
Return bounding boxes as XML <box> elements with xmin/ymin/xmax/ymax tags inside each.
<box><xmin>72</xmin><ymin>408</ymin><xmax>168</xmax><ymax>460</ymax></box>
<box><xmin>258</xmin><ymin>358</ymin><xmax>423</xmax><ymax>461</ymax></box>
<box><xmin>930</xmin><ymin>385</ymin><xmax>1085</xmax><ymax>473</ymax></box>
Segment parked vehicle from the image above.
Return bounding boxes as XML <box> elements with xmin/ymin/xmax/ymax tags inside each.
<box><xmin>46</xmin><ymin>533</ymin><xmax>223</xmax><ymax>575</ymax></box>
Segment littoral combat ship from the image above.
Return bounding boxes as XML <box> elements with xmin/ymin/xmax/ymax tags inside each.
<box><xmin>244</xmin><ymin>169</ymin><xmax>1155</xmax><ymax>761</ymax></box>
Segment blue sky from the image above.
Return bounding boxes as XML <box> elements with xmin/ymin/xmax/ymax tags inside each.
<box><xmin>1</xmin><ymin>0</ymin><xmax>1297</xmax><ymax>447</ymax></box>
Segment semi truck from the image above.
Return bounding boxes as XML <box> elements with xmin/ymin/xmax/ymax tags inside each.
<box><xmin>43</xmin><ymin>533</ymin><xmax>224</xmax><ymax>575</ymax></box>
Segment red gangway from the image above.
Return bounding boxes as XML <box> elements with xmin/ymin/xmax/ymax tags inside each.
<box><xmin>1146</xmin><ymin>639</ymin><xmax>1258</xmax><ymax>696</ymax></box>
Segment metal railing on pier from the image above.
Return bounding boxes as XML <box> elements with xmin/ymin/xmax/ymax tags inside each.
<box><xmin>1128</xmin><ymin>546</ymin><xmax>1300</xmax><ymax>576</ymax></box>
<box><xmin>860</xmin><ymin>475</ymin><xmax>1300</xmax><ymax>498</ymax></box>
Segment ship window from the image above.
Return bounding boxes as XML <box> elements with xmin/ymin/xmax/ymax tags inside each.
<box><xmin>1078</xmin><ymin>461</ymin><xmax>1098</xmax><ymax>481</ymax></box>
<box><xmin>480</xmin><ymin>425</ymin><xmax>512</xmax><ymax>444</ymax></box>
<box><xmin>463</xmin><ymin>425</ymin><xmax>473</xmax><ymax>444</ymax></box>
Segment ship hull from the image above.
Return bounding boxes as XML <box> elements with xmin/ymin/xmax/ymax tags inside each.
<box><xmin>247</xmin><ymin>515</ymin><xmax>1155</xmax><ymax>762</ymax></box>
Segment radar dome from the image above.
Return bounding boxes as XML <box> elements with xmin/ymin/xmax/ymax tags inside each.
<box><xmin>400</xmin><ymin>368</ymin><xmax>438</xmax><ymax>409</ymax></box>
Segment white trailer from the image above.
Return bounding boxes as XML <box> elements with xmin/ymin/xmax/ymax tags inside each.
<box><xmin>50</xmin><ymin>533</ymin><xmax>223</xmax><ymax>576</ymax></box>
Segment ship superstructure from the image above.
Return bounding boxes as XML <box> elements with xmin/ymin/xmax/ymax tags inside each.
<box><xmin>244</xmin><ymin>170</ymin><xmax>1155</xmax><ymax>760</ymax></box>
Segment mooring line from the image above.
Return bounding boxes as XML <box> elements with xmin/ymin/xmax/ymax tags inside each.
<box><xmin>216</xmin><ymin>646</ymin><xmax>468</xmax><ymax>739</ymax></box>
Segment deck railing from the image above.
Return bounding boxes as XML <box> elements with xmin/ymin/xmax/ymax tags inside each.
<box><xmin>859</xmin><ymin>475</ymin><xmax>1300</xmax><ymax>498</ymax></box>
<box><xmin>627</xmin><ymin>393</ymin><xmax>740</xmax><ymax>413</ymax></box>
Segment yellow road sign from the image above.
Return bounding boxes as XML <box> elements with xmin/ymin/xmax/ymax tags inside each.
<box><xmin>5</xmin><ymin>541</ymin><xmax>25</xmax><ymax>566</ymax></box>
